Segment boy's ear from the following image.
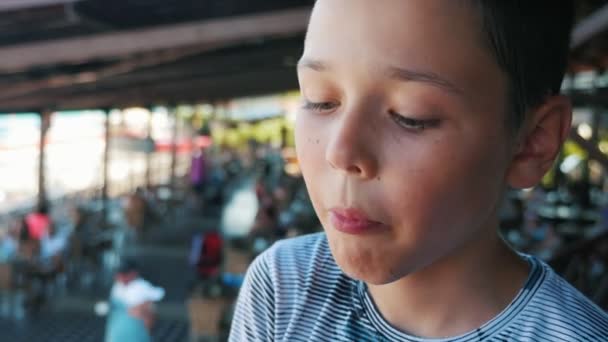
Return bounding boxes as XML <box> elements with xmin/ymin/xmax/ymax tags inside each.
<box><xmin>506</xmin><ymin>95</ymin><xmax>572</xmax><ymax>189</ymax></box>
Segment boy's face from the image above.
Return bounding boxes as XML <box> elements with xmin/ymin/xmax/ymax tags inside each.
<box><xmin>296</xmin><ymin>0</ymin><xmax>517</xmax><ymax>284</ymax></box>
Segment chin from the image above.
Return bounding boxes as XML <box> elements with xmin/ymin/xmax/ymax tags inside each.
<box><xmin>338</xmin><ymin>258</ymin><xmax>405</xmax><ymax>285</ymax></box>
<box><xmin>342</xmin><ymin>266</ymin><xmax>401</xmax><ymax>285</ymax></box>
<box><xmin>327</xmin><ymin>235</ymin><xmax>407</xmax><ymax>285</ymax></box>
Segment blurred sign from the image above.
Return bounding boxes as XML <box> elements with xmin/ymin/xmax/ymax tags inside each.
<box><xmin>226</xmin><ymin>95</ymin><xmax>284</xmax><ymax>120</ymax></box>
<box><xmin>112</xmin><ymin>136</ymin><xmax>156</xmax><ymax>153</ymax></box>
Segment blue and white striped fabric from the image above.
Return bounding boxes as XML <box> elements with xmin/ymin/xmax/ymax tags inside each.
<box><xmin>229</xmin><ymin>233</ymin><xmax>608</xmax><ymax>341</ymax></box>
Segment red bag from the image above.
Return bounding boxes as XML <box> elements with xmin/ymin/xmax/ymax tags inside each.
<box><xmin>197</xmin><ymin>231</ymin><xmax>223</xmax><ymax>277</ymax></box>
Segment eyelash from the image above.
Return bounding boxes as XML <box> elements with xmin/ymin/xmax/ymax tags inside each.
<box><xmin>389</xmin><ymin>111</ymin><xmax>439</xmax><ymax>132</ymax></box>
<box><xmin>302</xmin><ymin>101</ymin><xmax>438</xmax><ymax>132</ymax></box>
<box><xmin>302</xmin><ymin>100</ymin><xmax>337</xmax><ymax>112</ymax></box>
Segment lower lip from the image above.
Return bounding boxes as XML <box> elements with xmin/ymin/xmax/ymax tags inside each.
<box><xmin>329</xmin><ymin>211</ymin><xmax>386</xmax><ymax>235</ymax></box>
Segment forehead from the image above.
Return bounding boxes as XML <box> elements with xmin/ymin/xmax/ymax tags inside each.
<box><xmin>307</xmin><ymin>0</ymin><xmax>479</xmax><ymax>57</ymax></box>
<box><xmin>303</xmin><ymin>0</ymin><xmax>502</xmax><ymax>100</ymax></box>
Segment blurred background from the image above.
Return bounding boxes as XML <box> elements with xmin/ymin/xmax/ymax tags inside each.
<box><xmin>0</xmin><ymin>0</ymin><xmax>607</xmax><ymax>341</ymax></box>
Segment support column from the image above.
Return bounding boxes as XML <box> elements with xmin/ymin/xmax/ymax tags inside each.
<box><xmin>101</xmin><ymin>108</ymin><xmax>111</xmax><ymax>227</ymax></box>
<box><xmin>585</xmin><ymin>107</ymin><xmax>602</xmax><ymax>184</ymax></box>
<box><xmin>145</xmin><ymin>107</ymin><xmax>153</xmax><ymax>189</ymax></box>
<box><xmin>170</xmin><ymin>106</ymin><xmax>179</xmax><ymax>191</ymax></box>
<box><xmin>37</xmin><ymin>109</ymin><xmax>51</xmax><ymax>209</ymax></box>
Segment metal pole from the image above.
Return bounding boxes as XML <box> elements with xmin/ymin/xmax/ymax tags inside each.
<box><xmin>168</xmin><ymin>106</ymin><xmax>180</xmax><ymax>225</ymax></box>
<box><xmin>146</xmin><ymin>108</ymin><xmax>153</xmax><ymax>189</ymax></box>
<box><xmin>170</xmin><ymin>106</ymin><xmax>179</xmax><ymax>191</ymax></box>
<box><xmin>37</xmin><ymin>110</ymin><xmax>51</xmax><ymax>209</ymax></box>
<box><xmin>101</xmin><ymin>109</ymin><xmax>111</xmax><ymax>227</ymax></box>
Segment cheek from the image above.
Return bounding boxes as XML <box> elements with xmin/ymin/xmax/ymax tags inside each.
<box><xmin>295</xmin><ymin>112</ymin><xmax>321</xmax><ymax>160</ymax></box>
<box><xmin>386</xmin><ymin>134</ymin><xmax>508</xmax><ymax>238</ymax></box>
<box><xmin>295</xmin><ymin>112</ymin><xmax>326</xmax><ymax>198</ymax></box>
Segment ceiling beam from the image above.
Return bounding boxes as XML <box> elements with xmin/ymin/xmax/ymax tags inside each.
<box><xmin>0</xmin><ymin>67</ymin><xmax>298</xmax><ymax>111</ymax></box>
<box><xmin>0</xmin><ymin>0</ymin><xmax>79</xmax><ymax>12</ymax></box>
<box><xmin>0</xmin><ymin>38</ymin><xmax>302</xmax><ymax>101</ymax></box>
<box><xmin>0</xmin><ymin>45</ymin><xmax>224</xmax><ymax>101</ymax></box>
<box><xmin>572</xmin><ymin>3</ymin><xmax>608</xmax><ymax>49</ymax></box>
<box><xmin>0</xmin><ymin>7</ymin><xmax>311</xmax><ymax>72</ymax></box>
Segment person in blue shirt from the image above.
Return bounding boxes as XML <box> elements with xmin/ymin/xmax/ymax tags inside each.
<box><xmin>105</xmin><ymin>259</ymin><xmax>164</xmax><ymax>342</ymax></box>
<box><xmin>230</xmin><ymin>1</ymin><xmax>608</xmax><ymax>341</ymax></box>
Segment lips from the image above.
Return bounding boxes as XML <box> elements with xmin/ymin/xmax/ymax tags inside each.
<box><xmin>328</xmin><ymin>207</ymin><xmax>386</xmax><ymax>235</ymax></box>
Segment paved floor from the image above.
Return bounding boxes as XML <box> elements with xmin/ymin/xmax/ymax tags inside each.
<box><xmin>0</xmin><ymin>312</ymin><xmax>188</xmax><ymax>342</ymax></box>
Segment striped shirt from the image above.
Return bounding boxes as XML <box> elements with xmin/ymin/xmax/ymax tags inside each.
<box><xmin>229</xmin><ymin>233</ymin><xmax>608</xmax><ymax>341</ymax></box>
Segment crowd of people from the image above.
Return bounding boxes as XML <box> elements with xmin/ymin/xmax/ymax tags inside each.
<box><xmin>0</xmin><ymin>137</ymin><xmax>606</xmax><ymax>339</ymax></box>
<box><xmin>185</xmin><ymin>144</ymin><xmax>315</xmax><ymax>264</ymax></box>
<box><xmin>0</xmin><ymin>203</ymin><xmax>69</xmax><ymax>313</ymax></box>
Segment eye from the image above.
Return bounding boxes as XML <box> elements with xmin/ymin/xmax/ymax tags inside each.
<box><xmin>389</xmin><ymin>110</ymin><xmax>439</xmax><ymax>132</ymax></box>
<box><xmin>302</xmin><ymin>100</ymin><xmax>338</xmax><ymax>113</ymax></box>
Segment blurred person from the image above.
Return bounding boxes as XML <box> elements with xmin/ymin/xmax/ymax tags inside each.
<box><xmin>12</xmin><ymin>216</ymin><xmax>45</xmax><ymax>311</ymax></box>
<box><xmin>17</xmin><ymin>216</ymin><xmax>39</xmax><ymax>263</ymax></box>
<box><xmin>19</xmin><ymin>222</ymin><xmax>70</xmax><ymax>311</ymax></box>
<box><xmin>206</xmin><ymin>160</ymin><xmax>227</xmax><ymax>206</ymax></box>
<box><xmin>230</xmin><ymin>1</ymin><xmax>608</xmax><ymax>341</ymax></box>
<box><xmin>105</xmin><ymin>259</ymin><xmax>164</xmax><ymax>342</ymax></box>
<box><xmin>265</xmin><ymin>146</ymin><xmax>286</xmax><ymax>189</ymax></box>
<box><xmin>254</xmin><ymin>163</ymin><xmax>272</xmax><ymax>204</ymax></box>
<box><xmin>251</xmin><ymin>171</ymin><xmax>279</xmax><ymax>239</ymax></box>
<box><xmin>190</xmin><ymin>147</ymin><xmax>208</xmax><ymax>197</ymax></box>
<box><xmin>249</xmin><ymin>205</ymin><xmax>277</xmax><ymax>261</ymax></box>
<box><xmin>188</xmin><ymin>228</ymin><xmax>224</xmax><ymax>290</ymax></box>
<box><xmin>67</xmin><ymin>206</ymin><xmax>89</xmax><ymax>257</ymax></box>
<box><xmin>124</xmin><ymin>188</ymin><xmax>148</xmax><ymax>233</ymax></box>
<box><xmin>225</xmin><ymin>148</ymin><xmax>243</xmax><ymax>178</ymax></box>
<box><xmin>67</xmin><ymin>206</ymin><xmax>105</xmax><ymax>269</ymax></box>
<box><xmin>0</xmin><ymin>218</ymin><xmax>21</xmax><ymax>262</ymax></box>
<box><xmin>25</xmin><ymin>202</ymin><xmax>51</xmax><ymax>241</ymax></box>
<box><xmin>251</xmin><ymin>163</ymin><xmax>278</xmax><ymax>235</ymax></box>
<box><xmin>38</xmin><ymin>222</ymin><xmax>68</xmax><ymax>273</ymax></box>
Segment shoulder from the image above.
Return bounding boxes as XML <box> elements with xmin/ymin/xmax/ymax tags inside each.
<box><xmin>525</xmin><ymin>257</ymin><xmax>608</xmax><ymax>340</ymax></box>
<box><xmin>231</xmin><ymin>233</ymin><xmax>350</xmax><ymax>341</ymax></box>
<box><xmin>231</xmin><ymin>234</ymin><xmax>333</xmax><ymax>341</ymax></box>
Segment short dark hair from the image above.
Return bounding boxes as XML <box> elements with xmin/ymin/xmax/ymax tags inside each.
<box><xmin>470</xmin><ymin>1</ymin><xmax>575</xmax><ymax>131</ymax></box>
<box><xmin>117</xmin><ymin>258</ymin><xmax>139</xmax><ymax>274</ymax></box>
<box><xmin>37</xmin><ymin>202</ymin><xmax>49</xmax><ymax>215</ymax></box>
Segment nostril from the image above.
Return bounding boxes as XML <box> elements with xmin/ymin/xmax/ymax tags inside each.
<box><xmin>346</xmin><ymin>165</ymin><xmax>361</xmax><ymax>174</ymax></box>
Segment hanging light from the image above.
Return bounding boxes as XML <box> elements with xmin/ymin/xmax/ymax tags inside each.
<box><xmin>576</xmin><ymin>123</ymin><xmax>593</xmax><ymax>140</ymax></box>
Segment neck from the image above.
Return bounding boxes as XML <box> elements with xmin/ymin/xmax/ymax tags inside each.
<box><xmin>367</xmin><ymin>220</ymin><xmax>529</xmax><ymax>338</ymax></box>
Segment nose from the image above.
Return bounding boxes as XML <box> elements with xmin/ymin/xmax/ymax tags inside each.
<box><xmin>325</xmin><ymin>108</ymin><xmax>379</xmax><ymax>180</ymax></box>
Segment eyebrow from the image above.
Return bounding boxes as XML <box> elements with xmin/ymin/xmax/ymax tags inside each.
<box><xmin>386</xmin><ymin>66</ymin><xmax>465</xmax><ymax>97</ymax></box>
<box><xmin>298</xmin><ymin>58</ymin><xmax>465</xmax><ymax>98</ymax></box>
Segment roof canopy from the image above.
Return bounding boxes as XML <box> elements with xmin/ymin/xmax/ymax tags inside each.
<box><xmin>1</xmin><ymin>0</ymin><xmax>608</xmax><ymax>112</ymax></box>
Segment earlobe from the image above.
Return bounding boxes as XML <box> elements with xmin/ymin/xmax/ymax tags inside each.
<box><xmin>506</xmin><ymin>159</ymin><xmax>545</xmax><ymax>189</ymax></box>
<box><xmin>506</xmin><ymin>95</ymin><xmax>572</xmax><ymax>189</ymax></box>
